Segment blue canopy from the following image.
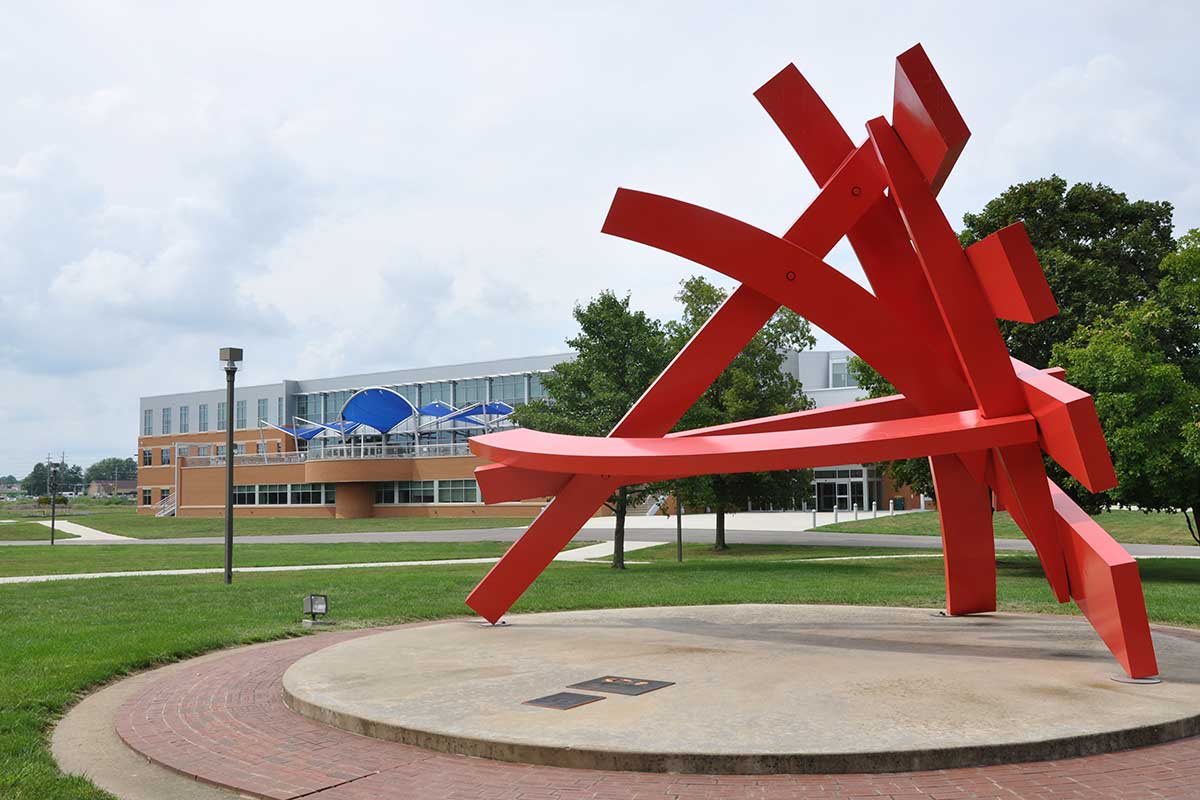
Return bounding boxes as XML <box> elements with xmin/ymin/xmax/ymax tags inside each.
<box><xmin>419</xmin><ymin>400</ymin><xmax>455</xmax><ymax>417</ymax></box>
<box><xmin>484</xmin><ymin>401</ymin><xmax>514</xmax><ymax>416</ymax></box>
<box><xmin>340</xmin><ymin>387</ymin><xmax>417</xmax><ymax>434</ymax></box>
<box><xmin>267</xmin><ymin>422</ymin><xmax>326</xmax><ymax>441</ymax></box>
<box><xmin>315</xmin><ymin>420</ymin><xmax>361</xmax><ymax>437</ymax></box>
<box><xmin>442</xmin><ymin>407</ymin><xmax>489</xmax><ymax>426</ymax></box>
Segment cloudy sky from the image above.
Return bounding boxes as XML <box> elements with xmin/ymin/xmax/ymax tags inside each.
<box><xmin>1</xmin><ymin>1</ymin><xmax>1197</xmax><ymax>475</ymax></box>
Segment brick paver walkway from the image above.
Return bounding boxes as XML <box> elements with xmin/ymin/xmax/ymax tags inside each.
<box><xmin>115</xmin><ymin>626</ymin><xmax>1200</xmax><ymax>800</ymax></box>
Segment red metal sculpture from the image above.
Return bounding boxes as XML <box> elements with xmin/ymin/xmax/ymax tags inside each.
<box><xmin>465</xmin><ymin>44</ymin><xmax>1159</xmax><ymax>679</ymax></box>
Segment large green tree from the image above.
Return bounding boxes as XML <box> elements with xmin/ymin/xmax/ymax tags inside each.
<box><xmin>960</xmin><ymin>175</ymin><xmax>1176</xmax><ymax>370</ymax></box>
<box><xmin>83</xmin><ymin>457</ymin><xmax>138</xmax><ymax>485</ymax></box>
<box><xmin>665</xmin><ymin>276</ymin><xmax>816</xmax><ymax>549</ymax></box>
<box><xmin>512</xmin><ymin>291</ymin><xmax>670</xmax><ymax>568</ymax></box>
<box><xmin>20</xmin><ymin>462</ymin><xmax>83</xmax><ymax>497</ymax></box>
<box><xmin>851</xmin><ymin>176</ymin><xmax>1184</xmax><ymax>504</ymax></box>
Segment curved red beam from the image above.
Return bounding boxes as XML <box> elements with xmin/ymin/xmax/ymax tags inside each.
<box><xmin>470</xmin><ymin>411</ymin><xmax>1036</xmax><ymax>479</ymax></box>
<box><xmin>602</xmin><ymin>188</ymin><xmax>973</xmax><ymax>414</ymax></box>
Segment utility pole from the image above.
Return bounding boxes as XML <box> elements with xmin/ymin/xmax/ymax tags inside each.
<box><xmin>46</xmin><ymin>453</ymin><xmax>63</xmax><ymax>546</ymax></box>
<box><xmin>220</xmin><ymin>347</ymin><xmax>243</xmax><ymax>584</ymax></box>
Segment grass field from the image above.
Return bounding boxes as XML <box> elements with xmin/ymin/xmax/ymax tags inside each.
<box><xmin>65</xmin><ymin>507</ymin><xmax>535</xmax><ymax>538</ymax></box>
<box><xmin>815</xmin><ymin>509</ymin><xmax>1199</xmax><ymax>546</ymax></box>
<box><xmin>617</xmin><ymin>542</ymin><xmax>932</xmax><ymax>562</ymax></box>
<box><xmin>0</xmin><ymin>541</ymin><xmax>546</xmax><ymax>577</ymax></box>
<box><xmin>0</xmin><ymin>522</ymin><xmax>78</xmax><ymax>542</ymax></box>
<box><xmin>1</xmin><ymin>545</ymin><xmax>1197</xmax><ymax>799</ymax></box>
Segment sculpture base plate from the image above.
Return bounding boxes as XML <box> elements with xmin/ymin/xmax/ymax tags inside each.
<box><xmin>282</xmin><ymin>604</ymin><xmax>1200</xmax><ymax>774</ymax></box>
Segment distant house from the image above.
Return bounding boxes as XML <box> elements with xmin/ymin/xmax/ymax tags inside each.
<box><xmin>88</xmin><ymin>479</ymin><xmax>137</xmax><ymax>498</ymax></box>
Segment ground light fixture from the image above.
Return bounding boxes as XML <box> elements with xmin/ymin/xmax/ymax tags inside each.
<box><xmin>303</xmin><ymin>594</ymin><xmax>329</xmax><ymax>626</ymax></box>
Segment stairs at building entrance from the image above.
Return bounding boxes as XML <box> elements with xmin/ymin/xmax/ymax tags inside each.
<box><xmin>155</xmin><ymin>493</ymin><xmax>177</xmax><ymax>517</ymax></box>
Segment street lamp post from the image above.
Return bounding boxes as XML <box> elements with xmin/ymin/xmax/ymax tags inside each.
<box><xmin>220</xmin><ymin>347</ymin><xmax>243</xmax><ymax>584</ymax></box>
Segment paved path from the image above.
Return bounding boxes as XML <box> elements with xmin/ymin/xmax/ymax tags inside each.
<box><xmin>0</xmin><ymin>540</ymin><xmax>665</xmax><ymax>585</ymax></box>
<box><xmin>96</xmin><ymin>623</ymin><xmax>1200</xmax><ymax>800</ymax></box>
<box><xmin>11</xmin><ymin>525</ymin><xmax>1197</xmax><ymax>557</ymax></box>
<box><xmin>36</xmin><ymin>519</ymin><xmax>136</xmax><ymax>541</ymax></box>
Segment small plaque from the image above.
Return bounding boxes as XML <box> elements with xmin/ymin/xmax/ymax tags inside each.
<box><xmin>523</xmin><ymin>691</ymin><xmax>605</xmax><ymax>710</ymax></box>
<box><xmin>568</xmin><ymin>676</ymin><xmax>674</xmax><ymax>696</ymax></box>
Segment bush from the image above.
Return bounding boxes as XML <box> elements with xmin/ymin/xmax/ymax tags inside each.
<box><xmin>36</xmin><ymin>495</ymin><xmax>69</xmax><ymax>506</ymax></box>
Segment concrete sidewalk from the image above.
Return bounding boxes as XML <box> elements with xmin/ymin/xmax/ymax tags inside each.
<box><xmin>0</xmin><ymin>540</ymin><xmax>663</xmax><ymax>585</ymax></box>
<box><xmin>36</xmin><ymin>519</ymin><xmax>136</xmax><ymax>542</ymax></box>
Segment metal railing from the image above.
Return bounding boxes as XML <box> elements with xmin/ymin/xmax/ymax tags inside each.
<box><xmin>155</xmin><ymin>492</ymin><xmax>177</xmax><ymax>517</ymax></box>
<box><xmin>306</xmin><ymin>442</ymin><xmax>473</xmax><ymax>461</ymax></box>
<box><xmin>181</xmin><ymin>443</ymin><xmax>472</xmax><ymax>468</ymax></box>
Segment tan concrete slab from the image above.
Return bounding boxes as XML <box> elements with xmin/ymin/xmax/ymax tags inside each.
<box><xmin>283</xmin><ymin>604</ymin><xmax>1200</xmax><ymax>773</ymax></box>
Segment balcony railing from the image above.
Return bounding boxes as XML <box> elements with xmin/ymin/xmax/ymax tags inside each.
<box><xmin>181</xmin><ymin>442</ymin><xmax>472</xmax><ymax>468</ymax></box>
<box><xmin>307</xmin><ymin>442</ymin><xmax>473</xmax><ymax>461</ymax></box>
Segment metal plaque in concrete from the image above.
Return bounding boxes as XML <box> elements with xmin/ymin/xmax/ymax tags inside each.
<box><xmin>567</xmin><ymin>676</ymin><xmax>674</xmax><ymax>695</ymax></box>
<box><xmin>523</xmin><ymin>692</ymin><xmax>604</xmax><ymax>710</ymax></box>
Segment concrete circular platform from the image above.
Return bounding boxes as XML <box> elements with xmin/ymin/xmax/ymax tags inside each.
<box><xmin>282</xmin><ymin>605</ymin><xmax>1200</xmax><ymax>774</ymax></box>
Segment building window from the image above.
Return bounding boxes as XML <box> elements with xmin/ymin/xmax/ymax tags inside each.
<box><xmin>375</xmin><ymin>482</ymin><xmax>396</xmax><ymax>504</ymax></box>
<box><xmin>142</xmin><ymin>449</ymin><xmax>152</xmax><ymax>466</ymax></box>
<box><xmin>160</xmin><ymin>448</ymin><xmax>171</xmax><ymax>465</ymax></box>
<box><xmin>142</xmin><ymin>489</ymin><xmax>152</xmax><ymax>505</ymax></box>
<box><xmin>323</xmin><ymin>483</ymin><xmax>336</xmax><ymax>503</ymax></box>
<box><xmin>160</xmin><ymin>487</ymin><xmax>171</xmax><ymax>501</ymax></box>
<box><xmin>179</xmin><ymin>406</ymin><xmax>189</xmax><ymax>433</ymax></box>
<box><xmin>529</xmin><ymin>372</ymin><xmax>550</xmax><ymax>400</ymax></box>
<box><xmin>492</xmin><ymin>374</ymin><xmax>525</xmax><ymax>406</ymax></box>
<box><xmin>235</xmin><ymin>443</ymin><xmax>246</xmax><ymax>455</ymax></box>
<box><xmin>296</xmin><ymin>394</ymin><xmax>310</xmax><ymax>420</ymax></box>
<box><xmin>197</xmin><ymin>445</ymin><xmax>210</xmax><ymax>457</ymax></box>
<box><xmin>396</xmin><ymin>480</ymin><xmax>436</xmax><ymax>504</ymax></box>
<box><xmin>438</xmin><ymin>479</ymin><xmax>478</xmax><ymax>503</ymax></box>
<box><xmin>216</xmin><ymin>445</ymin><xmax>226</xmax><ymax>457</ymax></box>
<box><xmin>217</xmin><ymin>401</ymin><xmax>227</xmax><ymax>430</ymax></box>
<box><xmin>257</xmin><ymin>398</ymin><xmax>268</xmax><ymax>426</ymax></box>
<box><xmin>393</xmin><ymin>385</ymin><xmax>418</xmax><ymax>406</ymax></box>
<box><xmin>288</xmin><ymin>483</ymin><xmax>320</xmax><ymax>504</ymax></box>
<box><xmin>830</xmin><ymin>358</ymin><xmax>855</xmax><ymax>389</ymax></box>
<box><xmin>233</xmin><ymin>485</ymin><xmax>257</xmax><ymax>505</ymax></box>
<box><xmin>143</xmin><ymin>409</ymin><xmax>153</xmax><ymax>436</ymax></box>
<box><xmin>161</xmin><ymin>407</ymin><xmax>171</xmax><ymax>436</ymax></box>
<box><xmin>457</xmin><ymin>378</ymin><xmax>487</xmax><ymax>407</ymax></box>
<box><xmin>258</xmin><ymin>484</ymin><xmax>288</xmax><ymax>505</ymax></box>
<box><xmin>421</xmin><ymin>382</ymin><xmax>453</xmax><ymax>406</ymax></box>
<box><xmin>236</xmin><ymin>400</ymin><xmax>247</xmax><ymax>429</ymax></box>
<box><xmin>256</xmin><ymin>442</ymin><xmax>266</xmax><ymax>454</ymax></box>
<box><xmin>198</xmin><ymin>404</ymin><xmax>209</xmax><ymax>432</ymax></box>
<box><xmin>277</xmin><ymin>397</ymin><xmax>284</xmax><ymax>425</ymax></box>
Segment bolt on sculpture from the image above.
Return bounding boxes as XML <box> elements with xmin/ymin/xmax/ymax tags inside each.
<box><xmin>465</xmin><ymin>44</ymin><xmax>1159</xmax><ymax>680</ymax></box>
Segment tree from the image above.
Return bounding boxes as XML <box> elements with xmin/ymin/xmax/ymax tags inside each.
<box><xmin>83</xmin><ymin>457</ymin><xmax>138</xmax><ymax>486</ymax></box>
<box><xmin>850</xmin><ymin>176</ymin><xmax>1183</xmax><ymax>503</ymax></box>
<box><xmin>960</xmin><ymin>175</ymin><xmax>1176</xmax><ymax>370</ymax></box>
<box><xmin>512</xmin><ymin>291</ymin><xmax>670</xmax><ymax>568</ymax></box>
<box><xmin>665</xmin><ymin>276</ymin><xmax>816</xmax><ymax>549</ymax></box>
<box><xmin>1054</xmin><ymin>301</ymin><xmax>1200</xmax><ymax>523</ymax></box>
<box><xmin>19</xmin><ymin>462</ymin><xmax>83</xmax><ymax>497</ymax></box>
<box><xmin>1052</xmin><ymin>231</ymin><xmax>1200</xmax><ymax>536</ymax></box>
<box><xmin>20</xmin><ymin>463</ymin><xmax>49</xmax><ymax>497</ymax></box>
<box><xmin>0</xmin><ymin>474</ymin><xmax>17</xmax><ymax>484</ymax></box>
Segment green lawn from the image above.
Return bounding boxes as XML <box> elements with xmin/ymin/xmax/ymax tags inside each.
<box><xmin>0</xmin><ymin>522</ymin><xmax>78</xmax><ymax>542</ymax></box>
<box><xmin>815</xmin><ymin>509</ymin><xmax>1198</xmax><ymax>546</ymax></box>
<box><xmin>70</xmin><ymin>507</ymin><xmax>534</xmax><ymax>539</ymax></box>
<box><xmin>2</xmin><ymin>547</ymin><xmax>1197</xmax><ymax>799</ymax></box>
<box><xmin>0</xmin><ymin>541</ymin><xmax>537</xmax><ymax>577</ymax></box>
<box><xmin>613</xmin><ymin>542</ymin><xmax>935</xmax><ymax>562</ymax></box>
